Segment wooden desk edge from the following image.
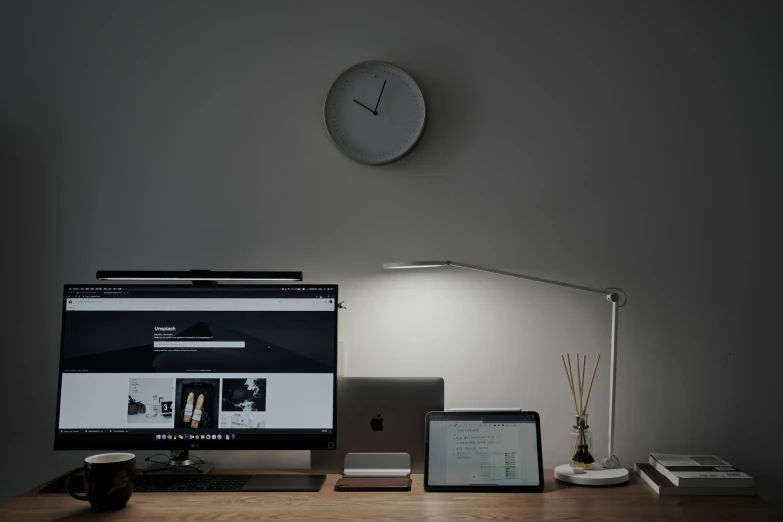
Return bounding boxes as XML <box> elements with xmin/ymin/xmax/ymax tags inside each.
<box><xmin>7</xmin><ymin>468</ymin><xmax>780</xmax><ymax>522</ymax></box>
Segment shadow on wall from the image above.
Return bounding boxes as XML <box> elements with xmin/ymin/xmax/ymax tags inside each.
<box><xmin>377</xmin><ymin>59</ymin><xmax>475</xmax><ymax>175</ymax></box>
<box><xmin>0</xmin><ymin>126</ymin><xmax>63</xmax><ymax>503</ymax></box>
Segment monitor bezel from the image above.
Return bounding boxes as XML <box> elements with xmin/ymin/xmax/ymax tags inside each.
<box><xmin>54</xmin><ymin>283</ymin><xmax>338</xmax><ymax>451</ymax></box>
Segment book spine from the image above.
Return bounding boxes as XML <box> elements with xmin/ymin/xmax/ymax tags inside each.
<box><xmin>674</xmin><ymin>476</ymin><xmax>755</xmax><ymax>488</ymax></box>
<box><xmin>634</xmin><ymin>464</ymin><xmax>661</xmax><ymax>495</ymax></box>
<box><xmin>648</xmin><ymin>457</ymin><xmax>754</xmax><ymax>488</ymax></box>
<box><xmin>636</xmin><ymin>464</ymin><xmax>755</xmax><ymax>496</ymax></box>
<box><xmin>648</xmin><ymin>456</ymin><xmax>681</xmax><ymax>486</ymax></box>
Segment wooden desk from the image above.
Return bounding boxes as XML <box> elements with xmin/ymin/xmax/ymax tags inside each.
<box><xmin>1</xmin><ymin>470</ymin><xmax>779</xmax><ymax>521</ymax></box>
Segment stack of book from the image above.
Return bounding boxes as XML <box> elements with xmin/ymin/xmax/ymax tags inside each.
<box><xmin>634</xmin><ymin>453</ymin><xmax>755</xmax><ymax>496</ymax></box>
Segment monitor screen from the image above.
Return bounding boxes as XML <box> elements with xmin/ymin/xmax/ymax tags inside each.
<box><xmin>55</xmin><ymin>284</ymin><xmax>337</xmax><ymax>450</ymax></box>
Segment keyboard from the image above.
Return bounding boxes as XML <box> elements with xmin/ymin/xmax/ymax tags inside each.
<box><xmin>41</xmin><ymin>474</ymin><xmax>252</xmax><ymax>493</ymax></box>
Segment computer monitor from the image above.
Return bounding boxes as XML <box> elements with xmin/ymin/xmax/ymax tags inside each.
<box><xmin>55</xmin><ymin>284</ymin><xmax>337</xmax><ymax>451</ymax></box>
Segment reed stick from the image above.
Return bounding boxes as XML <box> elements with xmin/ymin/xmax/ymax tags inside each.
<box><xmin>562</xmin><ymin>354</ymin><xmax>579</xmax><ymax>415</ymax></box>
<box><xmin>580</xmin><ymin>354</ymin><xmax>586</xmax><ymax>414</ymax></box>
<box><xmin>582</xmin><ymin>353</ymin><xmax>601</xmax><ymax>415</ymax></box>
<box><xmin>576</xmin><ymin>352</ymin><xmax>582</xmax><ymax>414</ymax></box>
<box><xmin>568</xmin><ymin>354</ymin><xmax>578</xmax><ymax>416</ymax></box>
<box><xmin>566</xmin><ymin>352</ymin><xmax>575</xmax><ymax>398</ymax></box>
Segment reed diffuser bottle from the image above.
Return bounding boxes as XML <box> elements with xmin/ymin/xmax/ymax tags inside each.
<box><xmin>561</xmin><ymin>353</ymin><xmax>601</xmax><ymax>470</ymax></box>
<box><xmin>570</xmin><ymin>414</ymin><xmax>595</xmax><ymax>469</ymax></box>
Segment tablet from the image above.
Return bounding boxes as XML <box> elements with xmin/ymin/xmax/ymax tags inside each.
<box><xmin>424</xmin><ymin>411</ymin><xmax>543</xmax><ymax>492</ymax></box>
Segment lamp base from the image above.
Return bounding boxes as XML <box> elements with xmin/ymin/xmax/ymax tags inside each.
<box><xmin>554</xmin><ymin>464</ymin><xmax>629</xmax><ymax>486</ymax></box>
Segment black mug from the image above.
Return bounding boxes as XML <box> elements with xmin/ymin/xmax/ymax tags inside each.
<box><xmin>66</xmin><ymin>453</ymin><xmax>135</xmax><ymax>511</ymax></box>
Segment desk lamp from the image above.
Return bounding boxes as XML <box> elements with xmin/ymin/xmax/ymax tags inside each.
<box><xmin>383</xmin><ymin>260</ymin><xmax>629</xmax><ymax>485</ymax></box>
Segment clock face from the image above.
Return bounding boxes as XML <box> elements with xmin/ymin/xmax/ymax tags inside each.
<box><xmin>324</xmin><ymin>61</ymin><xmax>426</xmax><ymax>165</ymax></box>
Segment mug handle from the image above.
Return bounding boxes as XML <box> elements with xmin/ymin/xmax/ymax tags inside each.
<box><xmin>65</xmin><ymin>467</ymin><xmax>89</xmax><ymax>501</ymax></box>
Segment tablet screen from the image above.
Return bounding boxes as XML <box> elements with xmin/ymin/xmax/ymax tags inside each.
<box><xmin>426</xmin><ymin>412</ymin><xmax>542</xmax><ymax>489</ymax></box>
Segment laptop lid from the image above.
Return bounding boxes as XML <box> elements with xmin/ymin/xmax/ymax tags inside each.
<box><xmin>311</xmin><ymin>377</ymin><xmax>444</xmax><ymax>473</ymax></box>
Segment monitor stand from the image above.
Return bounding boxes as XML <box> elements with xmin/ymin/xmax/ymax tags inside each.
<box><xmin>141</xmin><ymin>450</ymin><xmax>215</xmax><ymax>475</ymax></box>
<box><xmin>139</xmin><ymin>450</ymin><xmax>326</xmax><ymax>491</ymax></box>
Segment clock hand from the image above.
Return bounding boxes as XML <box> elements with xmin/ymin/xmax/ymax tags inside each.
<box><xmin>373</xmin><ymin>80</ymin><xmax>387</xmax><ymax>113</ymax></box>
<box><xmin>353</xmin><ymin>99</ymin><xmax>377</xmax><ymax>115</ymax></box>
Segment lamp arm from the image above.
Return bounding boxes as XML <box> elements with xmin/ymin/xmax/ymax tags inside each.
<box><xmin>446</xmin><ymin>261</ymin><xmax>619</xmax><ymax>298</ymax></box>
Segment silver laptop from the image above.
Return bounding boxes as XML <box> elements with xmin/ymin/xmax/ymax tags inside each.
<box><xmin>311</xmin><ymin>377</ymin><xmax>444</xmax><ymax>474</ymax></box>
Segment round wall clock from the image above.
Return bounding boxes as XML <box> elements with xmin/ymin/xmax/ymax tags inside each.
<box><xmin>324</xmin><ymin>61</ymin><xmax>426</xmax><ymax>165</ymax></box>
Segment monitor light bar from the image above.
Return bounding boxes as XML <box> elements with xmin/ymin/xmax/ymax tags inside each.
<box><xmin>96</xmin><ymin>270</ymin><xmax>303</xmax><ymax>282</ymax></box>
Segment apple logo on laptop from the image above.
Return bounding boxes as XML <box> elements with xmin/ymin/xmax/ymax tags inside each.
<box><xmin>370</xmin><ymin>414</ymin><xmax>384</xmax><ymax>431</ymax></box>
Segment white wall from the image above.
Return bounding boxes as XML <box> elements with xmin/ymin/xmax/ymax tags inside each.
<box><xmin>1</xmin><ymin>0</ymin><xmax>780</xmax><ymax>503</ymax></box>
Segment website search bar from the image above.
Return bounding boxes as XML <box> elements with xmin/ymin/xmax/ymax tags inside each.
<box><xmin>153</xmin><ymin>341</ymin><xmax>246</xmax><ymax>348</ymax></box>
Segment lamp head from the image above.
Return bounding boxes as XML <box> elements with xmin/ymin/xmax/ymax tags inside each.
<box><xmin>383</xmin><ymin>261</ymin><xmax>449</xmax><ymax>270</ymax></box>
